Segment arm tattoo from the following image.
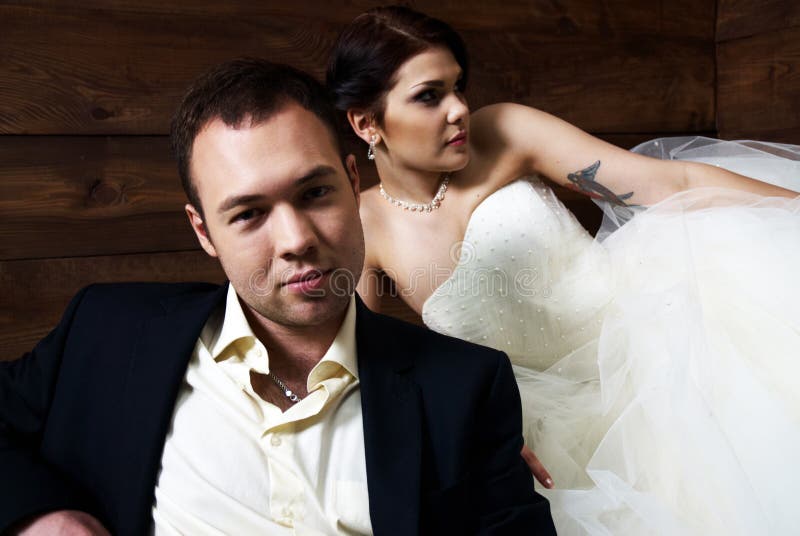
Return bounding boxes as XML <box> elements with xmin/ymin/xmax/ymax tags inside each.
<box><xmin>567</xmin><ymin>160</ymin><xmax>635</xmax><ymax>206</ymax></box>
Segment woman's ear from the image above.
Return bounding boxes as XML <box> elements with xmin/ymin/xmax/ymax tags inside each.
<box><xmin>347</xmin><ymin>109</ymin><xmax>379</xmax><ymax>145</ymax></box>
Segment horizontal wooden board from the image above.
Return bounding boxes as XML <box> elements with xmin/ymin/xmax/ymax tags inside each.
<box><xmin>717</xmin><ymin>0</ymin><xmax>800</xmax><ymax>42</ymax></box>
<box><xmin>0</xmin><ymin>133</ymin><xmax>677</xmax><ymax>260</ymax></box>
<box><xmin>1</xmin><ymin>250</ymin><xmax>225</xmax><ymax>359</ymax></box>
<box><xmin>0</xmin><ymin>1</ymin><xmax>713</xmax><ymax>135</ymax></box>
<box><xmin>717</xmin><ymin>26</ymin><xmax>800</xmax><ymax>142</ymax></box>
<box><xmin>3</xmin><ymin>0</ymin><xmax>715</xmax><ymax>38</ymax></box>
<box><xmin>0</xmin><ymin>5</ymin><xmax>340</xmax><ymax>135</ymax></box>
<box><xmin>0</xmin><ymin>136</ymin><xmax>196</xmax><ymax>260</ymax></box>
<box><xmin>465</xmin><ymin>34</ymin><xmax>714</xmax><ymax>133</ymax></box>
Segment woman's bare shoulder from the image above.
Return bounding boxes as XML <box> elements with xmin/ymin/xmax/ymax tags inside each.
<box><xmin>465</xmin><ymin>103</ymin><xmax>553</xmax><ymax>187</ymax></box>
<box><xmin>470</xmin><ymin>103</ymin><xmax>551</xmax><ymax>157</ymax></box>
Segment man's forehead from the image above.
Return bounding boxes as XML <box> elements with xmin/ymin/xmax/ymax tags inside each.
<box><xmin>196</xmin><ymin>104</ymin><xmax>338</xmax><ymax>156</ymax></box>
<box><xmin>190</xmin><ymin>107</ymin><xmax>345</xmax><ymax>202</ymax></box>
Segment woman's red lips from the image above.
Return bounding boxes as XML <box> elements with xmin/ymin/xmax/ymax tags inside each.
<box><xmin>447</xmin><ymin>132</ymin><xmax>467</xmax><ymax>146</ymax></box>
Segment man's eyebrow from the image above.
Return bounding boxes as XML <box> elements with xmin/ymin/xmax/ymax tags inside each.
<box><xmin>217</xmin><ymin>165</ymin><xmax>338</xmax><ymax>214</ymax></box>
<box><xmin>218</xmin><ymin>193</ymin><xmax>265</xmax><ymax>214</ymax></box>
<box><xmin>294</xmin><ymin>165</ymin><xmax>337</xmax><ymax>187</ymax></box>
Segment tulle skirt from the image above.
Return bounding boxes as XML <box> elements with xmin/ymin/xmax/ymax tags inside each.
<box><xmin>517</xmin><ymin>138</ymin><xmax>800</xmax><ymax>535</ymax></box>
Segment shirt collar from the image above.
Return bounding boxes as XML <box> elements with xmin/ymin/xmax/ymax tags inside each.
<box><xmin>203</xmin><ymin>283</ymin><xmax>257</xmax><ymax>362</ymax></box>
<box><xmin>203</xmin><ymin>285</ymin><xmax>359</xmax><ymax>383</ymax></box>
<box><xmin>308</xmin><ymin>295</ymin><xmax>359</xmax><ymax>389</ymax></box>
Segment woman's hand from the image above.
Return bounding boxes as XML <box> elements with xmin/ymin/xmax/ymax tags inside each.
<box><xmin>521</xmin><ymin>444</ymin><xmax>554</xmax><ymax>489</ymax></box>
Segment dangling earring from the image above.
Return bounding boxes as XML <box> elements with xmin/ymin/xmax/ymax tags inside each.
<box><xmin>367</xmin><ymin>134</ymin><xmax>377</xmax><ymax>161</ymax></box>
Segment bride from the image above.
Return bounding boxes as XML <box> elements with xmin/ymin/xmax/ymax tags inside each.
<box><xmin>327</xmin><ymin>6</ymin><xmax>800</xmax><ymax>535</ymax></box>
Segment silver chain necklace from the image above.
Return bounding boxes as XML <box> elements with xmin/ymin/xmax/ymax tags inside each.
<box><xmin>379</xmin><ymin>173</ymin><xmax>449</xmax><ymax>213</ymax></box>
<box><xmin>268</xmin><ymin>371</ymin><xmax>300</xmax><ymax>403</ymax></box>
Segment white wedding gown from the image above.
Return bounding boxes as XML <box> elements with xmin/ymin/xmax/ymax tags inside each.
<box><xmin>421</xmin><ymin>138</ymin><xmax>800</xmax><ymax>535</ymax></box>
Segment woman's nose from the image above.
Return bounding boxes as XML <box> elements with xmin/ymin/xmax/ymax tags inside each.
<box><xmin>447</xmin><ymin>93</ymin><xmax>469</xmax><ymax>125</ymax></box>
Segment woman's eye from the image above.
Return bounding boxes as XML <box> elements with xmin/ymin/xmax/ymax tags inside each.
<box><xmin>414</xmin><ymin>89</ymin><xmax>439</xmax><ymax>104</ymax></box>
<box><xmin>304</xmin><ymin>185</ymin><xmax>333</xmax><ymax>200</ymax></box>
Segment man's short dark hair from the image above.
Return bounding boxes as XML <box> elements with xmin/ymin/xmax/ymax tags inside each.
<box><xmin>171</xmin><ymin>58</ymin><xmax>344</xmax><ymax>216</ymax></box>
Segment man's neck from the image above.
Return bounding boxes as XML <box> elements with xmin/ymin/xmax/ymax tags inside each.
<box><xmin>246</xmin><ymin>306</ymin><xmax>347</xmax><ymax>411</ymax></box>
<box><xmin>243</xmin><ymin>303</ymin><xmax>349</xmax><ymax>384</ymax></box>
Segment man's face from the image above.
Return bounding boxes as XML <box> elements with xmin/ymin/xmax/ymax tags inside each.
<box><xmin>186</xmin><ymin>104</ymin><xmax>365</xmax><ymax>332</ymax></box>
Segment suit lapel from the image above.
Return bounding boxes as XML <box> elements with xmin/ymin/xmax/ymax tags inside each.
<box><xmin>356</xmin><ymin>299</ymin><xmax>422</xmax><ymax>535</ymax></box>
<box><xmin>116</xmin><ymin>283</ymin><xmax>227</xmax><ymax>534</ymax></box>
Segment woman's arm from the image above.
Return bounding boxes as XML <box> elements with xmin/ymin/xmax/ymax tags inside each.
<box><xmin>473</xmin><ymin>103</ymin><xmax>797</xmax><ymax>206</ymax></box>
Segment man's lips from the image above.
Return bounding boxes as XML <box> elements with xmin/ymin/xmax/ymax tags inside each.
<box><xmin>282</xmin><ymin>269</ymin><xmax>332</xmax><ymax>293</ymax></box>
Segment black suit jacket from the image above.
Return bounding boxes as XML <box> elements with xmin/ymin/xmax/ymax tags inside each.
<box><xmin>0</xmin><ymin>283</ymin><xmax>554</xmax><ymax>535</ymax></box>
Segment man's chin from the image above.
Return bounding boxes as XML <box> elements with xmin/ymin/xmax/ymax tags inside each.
<box><xmin>267</xmin><ymin>293</ymin><xmax>351</xmax><ymax>329</ymax></box>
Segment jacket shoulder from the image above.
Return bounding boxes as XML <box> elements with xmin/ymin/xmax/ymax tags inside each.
<box><xmin>78</xmin><ymin>281</ymin><xmax>222</xmax><ymax>308</ymax></box>
<box><xmin>363</xmin><ymin>308</ymin><xmax>509</xmax><ymax>377</ymax></box>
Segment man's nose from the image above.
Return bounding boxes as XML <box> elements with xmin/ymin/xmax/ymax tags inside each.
<box><xmin>272</xmin><ymin>205</ymin><xmax>318</xmax><ymax>259</ymax></box>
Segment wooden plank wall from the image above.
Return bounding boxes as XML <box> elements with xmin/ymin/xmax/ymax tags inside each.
<box><xmin>717</xmin><ymin>0</ymin><xmax>800</xmax><ymax>142</ymax></box>
<box><xmin>2</xmin><ymin>1</ymin><xmax>722</xmax><ymax>358</ymax></box>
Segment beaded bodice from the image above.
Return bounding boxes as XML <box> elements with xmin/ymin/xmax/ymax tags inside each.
<box><xmin>421</xmin><ymin>178</ymin><xmax>613</xmax><ymax>371</ymax></box>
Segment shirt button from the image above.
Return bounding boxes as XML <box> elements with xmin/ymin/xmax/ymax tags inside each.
<box><xmin>270</xmin><ymin>435</ymin><xmax>282</xmax><ymax>447</ymax></box>
<box><xmin>254</xmin><ymin>347</ymin><xmax>263</xmax><ymax>357</ymax></box>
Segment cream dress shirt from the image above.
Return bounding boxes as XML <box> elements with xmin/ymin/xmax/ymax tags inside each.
<box><xmin>151</xmin><ymin>287</ymin><xmax>372</xmax><ymax>535</ymax></box>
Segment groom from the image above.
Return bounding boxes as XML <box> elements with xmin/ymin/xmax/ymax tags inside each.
<box><xmin>0</xmin><ymin>58</ymin><xmax>555</xmax><ymax>535</ymax></box>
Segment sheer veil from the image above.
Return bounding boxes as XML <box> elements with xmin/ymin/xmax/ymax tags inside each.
<box><xmin>593</xmin><ymin>137</ymin><xmax>800</xmax><ymax>240</ymax></box>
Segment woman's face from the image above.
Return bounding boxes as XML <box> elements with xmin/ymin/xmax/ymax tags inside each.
<box><xmin>376</xmin><ymin>47</ymin><xmax>470</xmax><ymax>174</ymax></box>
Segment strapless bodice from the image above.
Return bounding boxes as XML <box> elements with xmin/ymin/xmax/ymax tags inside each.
<box><xmin>422</xmin><ymin>177</ymin><xmax>613</xmax><ymax>370</ymax></box>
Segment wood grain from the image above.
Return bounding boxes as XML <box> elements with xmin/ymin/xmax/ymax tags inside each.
<box><xmin>1</xmin><ymin>250</ymin><xmax>225</xmax><ymax>360</ymax></box>
<box><xmin>0</xmin><ymin>136</ymin><xmax>195</xmax><ymax>260</ymax></box>
<box><xmin>0</xmin><ymin>3</ymin><xmax>341</xmax><ymax>134</ymax></box>
<box><xmin>0</xmin><ymin>1</ymin><xmax>714</xmax><ymax>135</ymax></box>
<box><xmin>3</xmin><ymin>0</ymin><xmax>715</xmax><ymax>38</ymax></box>
<box><xmin>463</xmin><ymin>33</ymin><xmax>714</xmax><ymax>133</ymax></box>
<box><xmin>717</xmin><ymin>0</ymin><xmax>800</xmax><ymax>42</ymax></box>
<box><xmin>717</xmin><ymin>26</ymin><xmax>800</xmax><ymax>142</ymax></box>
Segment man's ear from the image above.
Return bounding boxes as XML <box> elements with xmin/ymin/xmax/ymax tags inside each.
<box><xmin>185</xmin><ymin>203</ymin><xmax>218</xmax><ymax>258</ymax></box>
<box><xmin>344</xmin><ymin>154</ymin><xmax>361</xmax><ymax>208</ymax></box>
<box><xmin>346</xmin><ymin>109</ymin><xmax>379</xmax><ymax>146</ymax></box>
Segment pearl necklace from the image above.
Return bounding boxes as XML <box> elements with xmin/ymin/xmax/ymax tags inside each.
<box><xmin>379</xmin><ymin>174</ymin><xmax>449</xmax><ymax>213</ymax></box>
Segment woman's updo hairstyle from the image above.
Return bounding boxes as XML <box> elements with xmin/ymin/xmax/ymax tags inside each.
<box><xmin>326</xmin><ymin>5</ymin><xmax>469</xmax><ymax>124</ymax></box>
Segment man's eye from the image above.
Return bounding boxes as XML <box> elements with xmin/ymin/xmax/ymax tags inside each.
<box><xmin>232</xmin><ymin>208</ymin><xmax>259</xmax><ymax>223</ymax></box>
<box><xmin>304</xmin><ymin>186</ymin><xmax>333</xmax><ymax>200</ymax></box>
